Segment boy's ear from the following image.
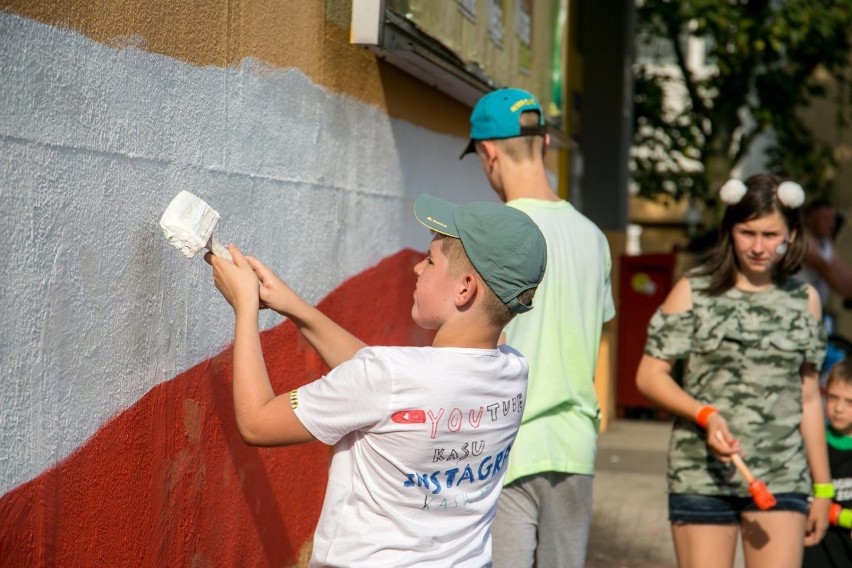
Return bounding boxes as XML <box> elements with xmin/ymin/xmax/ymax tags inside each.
<box><xmin>455</xmin><ymin>272</ymin><xmax>479</xmax><ymax>308</ymax></box>
<box><xmin>480</xmin><ymin>140</ymin><xmax>499</xmax><ymax>165</ymax></box>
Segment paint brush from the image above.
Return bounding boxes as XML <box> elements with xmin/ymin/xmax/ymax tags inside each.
<box><xmin>714</xmin><ymin>431</ymin><xmax>776</xmax><ymax>510</ymax></box>
<box><xmin>159</xmin><ymin>190</ymin><xmax>233</xmax><ymax>261</ymax></box>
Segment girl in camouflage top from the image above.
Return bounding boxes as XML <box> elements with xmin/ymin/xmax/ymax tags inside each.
<box><xmin>636</xmin><ymin>174</ymin><xmax>830</xmax><ymax>568</ymax></box>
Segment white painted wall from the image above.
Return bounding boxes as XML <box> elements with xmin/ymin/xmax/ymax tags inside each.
<box><xmin>0</xmin><ymin>12</ymin><xmax>494</xmax><ymax>495</ymax></box>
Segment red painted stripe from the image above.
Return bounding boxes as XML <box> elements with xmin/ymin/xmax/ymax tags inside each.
<box><xmin>0</xmin><ymin>249</ymin><xmax>432</xmax><ymax>566</ymax></box>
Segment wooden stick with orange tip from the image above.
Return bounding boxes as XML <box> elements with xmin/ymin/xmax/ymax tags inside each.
<box><xmin>715</xmin><ymin>431</ymin><xmax>777</xmax><ymax>510</ymax></box>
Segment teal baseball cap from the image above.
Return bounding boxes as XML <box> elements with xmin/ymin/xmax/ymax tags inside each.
<box><xmin>460</xmin><ymin>87</ymin><xmax>546</xmax><ymax>159</ymax></box>
<box><xmin>413</xmin><ymin>193</ymin><xmax>547</xmax><ymax>313</ymax></box>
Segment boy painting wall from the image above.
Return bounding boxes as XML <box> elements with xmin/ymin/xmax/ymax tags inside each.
<box><xmin>205</xmin><ymin>194</ymin><xmax>547</xmax><ymax>567</ymax></box>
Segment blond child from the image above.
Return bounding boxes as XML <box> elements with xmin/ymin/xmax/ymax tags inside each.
<box><xmin>206</xmin><ymin>194</ymin><xmax>546</xmax><ymax>567</ymax></box>
<box><xmin>804</xmin><ymin>359</ymin><xmax>852</xmax><ymax>567</ymax></box>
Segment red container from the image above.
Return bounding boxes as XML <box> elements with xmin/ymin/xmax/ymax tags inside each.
<box><xmin>616</xmin><ymin>253</ymin><xmax>676</xmax><ymax>413</ymax></box>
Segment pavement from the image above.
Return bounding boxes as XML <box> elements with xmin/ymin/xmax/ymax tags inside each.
<box><xmin>585</xmin><ymin>418</ymin><xmax>746</xmax><ymax>568</ymax></box>
<box><xmin>586</xmin><ymin>418</ymin><xmax>677</xmax><ymax>568</ymax></box>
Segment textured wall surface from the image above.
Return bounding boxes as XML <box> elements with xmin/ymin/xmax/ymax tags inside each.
<box><xmin>0</xmin><ymin>7</ymin><xmax>490</xmax><ymax>565</ymax></box>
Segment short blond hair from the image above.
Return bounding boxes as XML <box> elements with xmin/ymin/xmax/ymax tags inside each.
<box><xmin>438</xmin><ymin>234</ymin><xmax>536</xmax><ymax>328</ymax></box>
<box><xmin>488</xmin><ymin>111</ymin><xmax>545</xmax><ymax>161</ymax></box>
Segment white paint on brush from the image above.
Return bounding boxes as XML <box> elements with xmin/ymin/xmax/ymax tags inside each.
<box><xmin>160</xmin><ymin>190</ymin><xmax>232</xmax><ymax>261</ymax></box>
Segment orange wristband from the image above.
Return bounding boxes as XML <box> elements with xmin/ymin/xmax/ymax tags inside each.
<box><xmin>695</xmin><ymin>405</ymin><xmax>718</xmax><ymax>428</ymax></box>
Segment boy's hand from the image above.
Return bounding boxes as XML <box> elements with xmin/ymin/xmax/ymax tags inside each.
<box><xmin>244</xmin><ymin>255</ymin><xmax>301</xmax><ymax>316</ymax></box>
<box><xmin>205</xmin><ymin>244</ymin><xmax>260</xmax><ymax>314</ymax></box>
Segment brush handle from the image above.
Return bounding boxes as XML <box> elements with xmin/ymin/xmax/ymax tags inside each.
<box><xmin>713</xmin><ymin>431</ymin><xmax>776</xmax><ymax>509</ymax></box>
<box><xmin>208</xmin><ymin>234</ymin><xmax>233</xmax><ymax>262</ymax></box>
<box><xmin>729</xmin><ymin>453</ymin><xmax>755</xmax><ymax>483</ymax></box>
<box><xmin>730</xmin><ymin>453</ymin><xmax>776</xmax><ymax>510</ymax></box>
<box><xmin>714</xmin><ymin>431</ymin><xmax>755</xmax><ymax>482</ymax></box>
<box><xmin>714</xmin><ymin>431</ymin><xmax>752</xmax><ymax>477</ymax></box>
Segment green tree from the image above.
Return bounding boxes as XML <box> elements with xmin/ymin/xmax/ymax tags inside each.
<box><xmin>632</xmin><ymin>0</ymin><xmax>852</xmax><ymax>204</ymax></box>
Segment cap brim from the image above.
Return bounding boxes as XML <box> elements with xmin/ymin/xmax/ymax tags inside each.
<box><xmin>459</xmin><ymin>139</ymin><xmax>476</xmax><ymax>160</ymax></box>
<box><xmin>519</xmin><ymin>124</ymin><xmax>548</xmax><ymax>137</ymax></box>
<box><xmin>414</xmin><ymin>194</ymin><xmax>460</xmax><ymax>237</ymax></box>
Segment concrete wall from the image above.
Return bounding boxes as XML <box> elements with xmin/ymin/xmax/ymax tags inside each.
<box><xmin>0</xmin><ymin>2</ymin><xmax>496</xmax><ymax>565</ymax></box>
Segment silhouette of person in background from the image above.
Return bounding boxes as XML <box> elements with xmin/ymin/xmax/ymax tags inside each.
<box><xmin>800</xmin><ymin>200</ymin><xmax>852</xmax><ymax>309</ymax></box>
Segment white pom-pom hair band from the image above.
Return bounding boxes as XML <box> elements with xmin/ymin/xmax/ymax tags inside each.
<box><xmin>776</xmin><ymin>181</ymin><xmax>805</xmax><ymax>208</ymax></box>
<box><xmin>717</xmin><ymin>178</ymin><xmax>806</xmax><ymax>209</ymax></box>
<box><xmin>719</xmin><ymin>179</ymin><xmax>747</xmax><ymax>205</ymax></box>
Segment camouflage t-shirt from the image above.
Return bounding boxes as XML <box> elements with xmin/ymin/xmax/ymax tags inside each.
<box><xmin>644</xmin><ymin>275</ymin><xmax>826</xmax><ymax>496</ymax></box>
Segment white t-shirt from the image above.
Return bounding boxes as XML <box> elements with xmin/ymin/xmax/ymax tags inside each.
<box><xmin>294</xmin><ymin>345</ymin><xmax>528</xmax><ymax>568</ymax></box>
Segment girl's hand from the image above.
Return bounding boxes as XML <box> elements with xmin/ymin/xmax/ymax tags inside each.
<box><xmin>804</xmin><ymin>497</ymin><xmax>831</xmax><ymax>546</ymax></box>
<box><xmin>706</xmin><ymin>413</ymin><xmax>741</xmax><ymax>463</ymax></box>
<box><xmin>205</xmin><ymin>244</ymin><xmax>260</xmax><ymax>314</ymax></box>
<box><xmin>244</xmin><ymin>255</ymin><xmax>302</xmax><ymax>317</ymax></box>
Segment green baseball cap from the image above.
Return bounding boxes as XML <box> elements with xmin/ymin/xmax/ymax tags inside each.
<box><xmin>413</xmin><ymin>194</ymin><xmax>547</xmax><ymax>313</ymax></box>
<box><xmin>460</xmin><ymin>87</ymin><xmax>546</xmax><ymax>159</ymax></box>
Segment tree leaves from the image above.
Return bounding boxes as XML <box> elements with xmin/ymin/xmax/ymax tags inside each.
<box><xmin>632</xmin><ymin>0</ymin><xmax>852</xmax><ymax>203</ymax></box>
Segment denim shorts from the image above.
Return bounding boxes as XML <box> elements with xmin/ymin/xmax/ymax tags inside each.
<box><xmin>669</xmin><ymin>492</ymin><xmax>810</xmax><ymax>524</ymax></box>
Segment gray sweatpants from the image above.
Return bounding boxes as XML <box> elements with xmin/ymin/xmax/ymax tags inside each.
<box><xmin>490</xmin><ymin>472</ymin><xmax>594</xmax><ymax>568</ymax></box>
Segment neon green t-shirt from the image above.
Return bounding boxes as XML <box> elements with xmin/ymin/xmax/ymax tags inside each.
<box><xmin>503</xmin><ymin>198</ymin><xmax>615</xmax><ymax>483</ymax></box>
